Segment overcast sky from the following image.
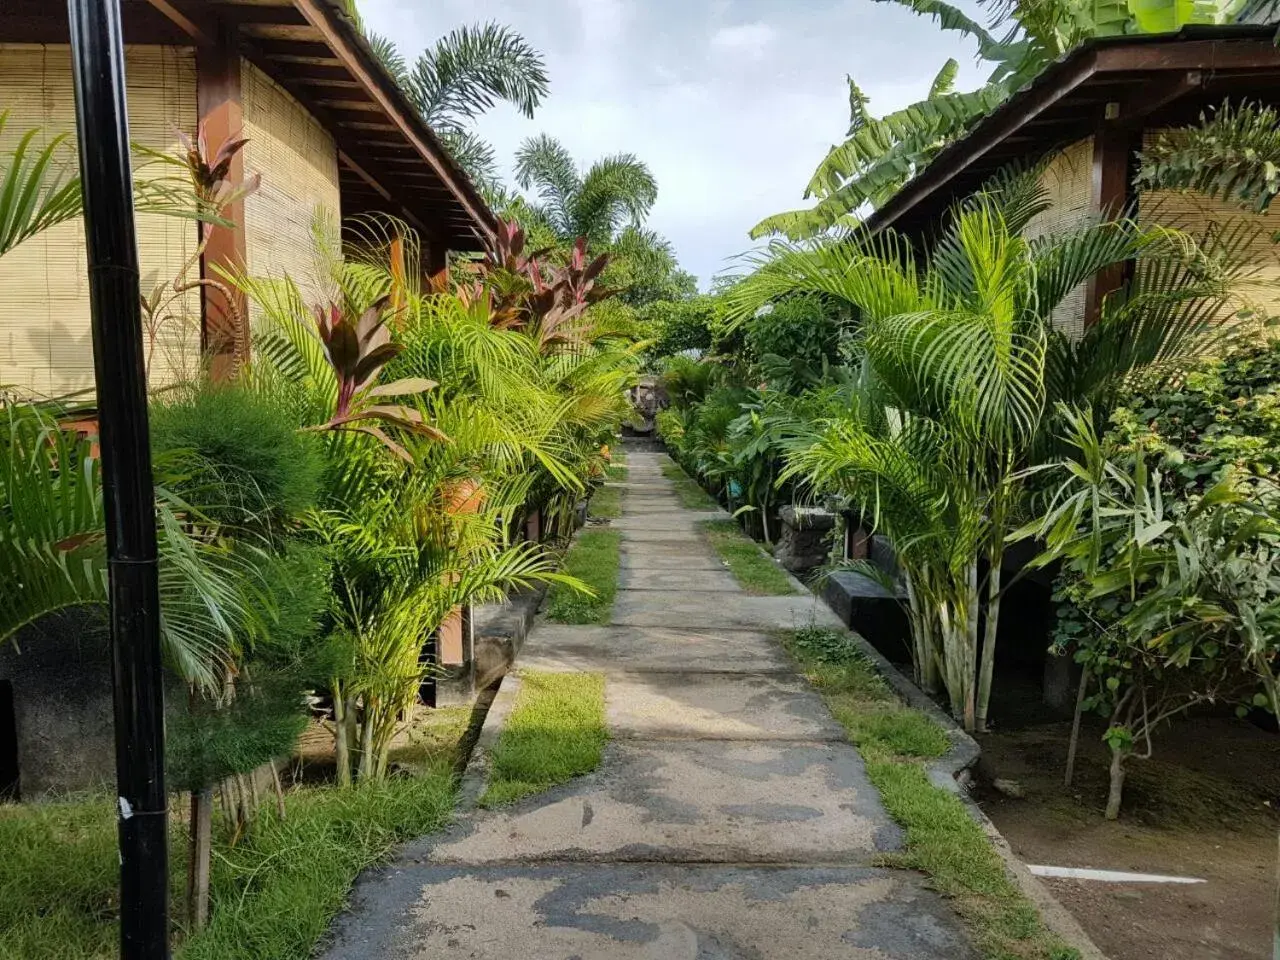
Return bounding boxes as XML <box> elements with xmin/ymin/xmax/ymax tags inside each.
<box><xmin>362</xmin><ymin>0</ymin><xmax>988</xmax><ymax>289</ymax></box>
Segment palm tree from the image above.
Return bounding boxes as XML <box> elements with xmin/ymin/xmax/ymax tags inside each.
<box><xmin>359</xmin><ymin>20</ymin><xmax>549</xmax><ymax>196</ymax></box>
<box><xmin>513</xmin><ymin>134</ymin><xmax>658</xmax><ymax>249</ymax></box>
<box><xmin>730</xmin><ymin>171</ymin><xmax>1248</xmax><ymax>731</ymax></box>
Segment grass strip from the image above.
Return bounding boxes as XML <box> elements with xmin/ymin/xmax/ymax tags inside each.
<box><xmin>605</xmin><ymin>439</ymin><xmax>627</xmax><ymax>480</ymax></box>
<box><xmin>701</xmin><ymin>519</ymin><xmax>796</xmax><ymax>595</ymax></box>
<box><xmin>481</xmin><ymin>671</ymin><xmax>608</xmax><ymax>807</ymax></box>
<box><xmin>780</xmin><ymin>625</ymin><xmax>1082</xmax><ymax>960</ymax></box>
<box><xmin>545</xmin><ymin>528</ymin><xmax>621</xmax><ymax>624</ymax></box>
<box><xmin>588</xmin><ymin>483</ymin><xmax>622</xmax><ymax>519</ymax></box>
<box><xmin>0</xmin><ymin>773</ymin><xmax>456</xmax><ymax>960</ymax></box>
<box><xmin>659</xmin><ymin>459</ymin><xmax>719</xmax><ymax>509</ymax></box>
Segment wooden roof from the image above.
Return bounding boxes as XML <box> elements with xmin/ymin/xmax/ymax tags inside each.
<box><xmin>2</xmin><ymin>0</ymin><xmax>497</xmax><ymax>251</ymax></box>
<box><xmin>867</xmin><ymin>25</ymin><xmax>1280</xmax><ymax>237</ymax></box>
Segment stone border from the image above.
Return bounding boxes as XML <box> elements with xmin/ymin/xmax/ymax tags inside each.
<box><xmin>454</xmin><ymin>670</ymin><xmax>522</xmax><ymax>811</ymax></box>
<box><xmin>825</xmin><ymin>610</ymin><xmax>1109</xmax><ymax>960</ymax></box>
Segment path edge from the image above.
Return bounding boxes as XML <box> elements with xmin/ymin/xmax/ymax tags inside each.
<box><xmin>833</xmin><ymin>620</ymin><xmax>1109</xmax><ymax>960</ymax></box>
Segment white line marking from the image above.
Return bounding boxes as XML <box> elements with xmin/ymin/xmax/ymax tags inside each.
<box><xmin>1028</xmin><ymin>865</ymin><xmax>1206</xmax><ymax>884</ymax></box>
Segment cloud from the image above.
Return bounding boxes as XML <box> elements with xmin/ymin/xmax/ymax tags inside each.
<box><xmin>360</xmin><ymin>0</ymin><xmax>990</xmax><ymax>288</ymax></box>
<box><xmin>709</xmin><ymin>21</ymin><xmax>776</xmax><ymax>58</ymax></box>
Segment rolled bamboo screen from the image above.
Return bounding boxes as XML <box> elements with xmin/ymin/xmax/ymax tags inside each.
<box><xmin>240</xmin><ymin>60</ymin><xmax>341</xmax><ymax>322</ymax></box>
<box><xmin>0</xmin><ymin>44</ymin><xmax>199</xmax><ymax>399</ymax></box>
<box><xmin>1022</xmin><ymin>138</ymin><xmax>1093</xmax><ymax>341</ymax></box>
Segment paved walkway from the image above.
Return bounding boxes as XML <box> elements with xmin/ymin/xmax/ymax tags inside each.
<box><xmin>322</xmin><ymin>449</ymin><xmax>975</xmax><ymax>959</ymax></box>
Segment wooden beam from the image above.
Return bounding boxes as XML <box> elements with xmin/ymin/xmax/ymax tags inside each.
<box><xmin>871</xmin><ymin>50</ymin><xmax>1100</xmax><ymax>233</ymax></box>
<box><xmin>290</xmin><ymin>0</ymin><xmax>497</xmax><ymax>246</ymax></box>
<box><xmin>1084</xmin><ymin>123</ymin><xmax>1138</xmax><ymax>329</ymax></box>
<box><xmin>1094</xmin><ymin>39</ymin><xmax>1280</xmax><ymax>73</ymax></box>
<box><xmin>143</xmin><ymin>0</ymin><xmax>215</xmax><ymax>45</ymax></box>
<box><xmin>197</xmin><ymin>22</ymin><xmax>249</xmax><ymax>379</ymax></box>
<box><xmin>337</xmin><ymin>151</ymin><xmax>434</xmax><ymax>236</ymax></box>
<box><xmin>1109</xmin><ymin>70</ymin><xmax>1203</xmax><ymax>126</ymax></box>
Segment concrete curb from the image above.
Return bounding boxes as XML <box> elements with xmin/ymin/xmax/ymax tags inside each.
<box><xmin>824</xmin><ymin>613</ymin><xmax>1109</xmax><ymax>960</ymax></box>
<box><xmin>454</xmin><ymin>670</ymin><xmax>522</xmax><ymax>811</ymax></box>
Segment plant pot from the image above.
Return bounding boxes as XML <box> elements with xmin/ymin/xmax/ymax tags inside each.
<box><xmin>442</xmin><ymin>477</ymin><xmax>485</xmax><ymax>515</ymax></box>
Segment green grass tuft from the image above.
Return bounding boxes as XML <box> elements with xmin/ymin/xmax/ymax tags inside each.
<box><xmin>545</xmin><ymin>529</ymin><xmax>621</xmax><ymax>624</ymax></box>
<box><xmin>659</xmin><ymin>460</ymin><xmax>719</xmax><ymax>509</ymax></box>
<box><xmin>588</xmin><ymin>484</ymin><xmax>622</xmax><ymax>519</ymax></box>
<box><xmin>0</xmin><ymin>772</ymin><xmax>456</xmax><ymax>960</ymax></box>
<box><xmin>779</xmin><ymin>625</ymin><xmax>1081</xmax><ymax>960</ymax></box>
<box><xmin>701</xmin><ymin>520</ymin><xmax>796</xmax><ymax>596</ymax></box>
<box><xmin>481</xmin><ymin>671</ymin><xmax>608</xmax><ymax>807</ymax></box>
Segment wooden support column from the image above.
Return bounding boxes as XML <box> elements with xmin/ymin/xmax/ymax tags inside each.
<box><xmin>425</xmin><ymin>238</ymin><xmax>449</xmax><ymax>293</ymax></box>
<box><xmin>1084</xmin><ymin>118</ymin><xmax>1139</xmax><ymax>329</ymax></box>
<box><xmin>196</xmin><ymin>23</ymin><xmax>248</xmax><ymax>380</ymax></box>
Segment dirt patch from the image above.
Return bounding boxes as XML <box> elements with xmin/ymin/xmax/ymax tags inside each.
<box><xmin>976</xmin><ymin>716</ymin><xmax>1279</xmax><ymax>960</ymax></box>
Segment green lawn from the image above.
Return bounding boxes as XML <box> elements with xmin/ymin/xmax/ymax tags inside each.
<box><xmin>0</xmin><ymin>772</ymin><xmax>456</xmax><ymax>960</ymax></box>
<box><xmin>588</xmin><ymin>483</ymin><xmax>622</xmax><ymax>519</ymax></box>
<box><xmin>780</xmin><ymin>626</ymin><xmax>1081</xmax><ymax>960</ymax></box>
<box><xmin>544</xmin><ymin>528</ymin><xmax>622</xmax><ymax>624</ymax></box>
<box><xmin>659</xmin><ymin>460</ymin><xmax>719</xmax><ymax>509</ymax></box>
<box><xmin>701</xmin><ymin>519</ymin><xmax>797</xmax><ymax>595</ymax></box>
<box><xmin>481</xmin><ymin>671</ymin><xmax>608</xmax><ymax>807</ymax></box>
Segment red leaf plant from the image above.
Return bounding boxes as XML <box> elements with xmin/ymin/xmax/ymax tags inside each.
<box><xmin>310</xmin><ymin>296</ymin><xmax>448</xmax><ymax>462</ymax></box>
<box><xmin>458</xmin><ymin>220</ymin><xmax>617</xmax><ymax>352</ymax></box>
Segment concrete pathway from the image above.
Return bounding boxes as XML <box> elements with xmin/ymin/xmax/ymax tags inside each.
<box><xmin>322</xmin><ymin>449</ymin><xmax>975</xmax><ymax>960</ymax></box>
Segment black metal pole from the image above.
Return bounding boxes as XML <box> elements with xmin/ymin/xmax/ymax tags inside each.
<box><xmin>66</xmin><ymin>1</ymin><xmax>169</xmax><ymax>957</ymax></box>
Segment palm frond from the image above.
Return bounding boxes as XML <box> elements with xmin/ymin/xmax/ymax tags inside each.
<box><xmin>0</xmin><ymin>113</ymin><xmax>83</xmax><ymax>259</ymax></box>
<box><xmin>408</xmin><ymin>22</ymin><xmax>549</xmax><ymax>130</ymax></box>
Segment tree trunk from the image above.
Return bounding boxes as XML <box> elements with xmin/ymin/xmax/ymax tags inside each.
<box><xmin>334</xmin><ymin>689</ymin><xmax>352</xmax><ymax>788</ymax></box>
<box><xmin>1105</xmin><ymin>745</ymin><xmax>1128</xmax><ymax>821</ymax></box>
<box><xmin>186</xmin><ymin>787</ymin><xmax>213</xmax><ymax>931</ymax></box>
<box><xmin>962</xmin><ymin>560</ymin><xmax>980</xmax><ymax>733</ymax></box>
<box><xmin>1065</xmin><ymin>668</ymin><xmax>1090</xmax><ymax>788</ymax></box>
<box><xmin>357</xmin><ymin>698</ymin><xmax>376</xmax><ymax>782</ymax></box>
<box><xmin>976</xmin><ymin>543</ymin><xmax>1003</xmax><ymax>733</ymax></box>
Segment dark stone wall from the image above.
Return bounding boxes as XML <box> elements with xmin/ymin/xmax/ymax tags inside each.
<box><xmin>0</xmin><ymin>609</ymin><xmax>115</xmax><ymax>798</ymax></box>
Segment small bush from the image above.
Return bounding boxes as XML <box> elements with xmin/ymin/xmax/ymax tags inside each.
<box><xmin>150</xmin><ymin>383</ymin><xmax>323</xmax><ymax>536</ymax></box>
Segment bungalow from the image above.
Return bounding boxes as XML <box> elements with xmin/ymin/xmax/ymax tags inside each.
<box><xmin>867</xmin><ymin>24</ymin><xmax>1280</xmax><ymax>338</ymax></box>
<box><xmin>0</xmin><ymin>0</ymin><xmax>497</xmax><ymax>796</ymax></box>
<box><xmin>0</xmin><ymin>0</ymin><xmax>497</xmax><ymax>395</ymax></box>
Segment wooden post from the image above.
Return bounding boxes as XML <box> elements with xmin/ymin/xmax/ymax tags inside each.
<box><xmin>196</xmin><ymin>23</ymin><xmax>248</xmax><ymax>380</ymax></box>
<box><xmin>425</xmin><ymin>239</ymin><xmax>448</xmax><ymax>293</ymax></box>
<box><xmin>1084</xmin><ymin>118</ymin><xmax>1138</xmax><ymax>329</ymax></box>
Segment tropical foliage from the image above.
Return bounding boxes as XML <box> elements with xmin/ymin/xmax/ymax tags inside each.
<box><xmin>755</xmin><ymin>0</ymin><xmax>1255</xmax><ymax>238</ymax></box>
<box><xmin>356</xmin><ymin>17</ymin><xmax>549</xmax><ymax>196</ymax></box>
<box><xmin>663</xmin><ymin>169</ymin><xmax>1248</xmax><ymax>734</ymax></box>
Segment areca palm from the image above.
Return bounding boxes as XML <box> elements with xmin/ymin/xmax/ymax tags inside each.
<box><xmin>0</xmin><ymin>402</ymin><xmax>260</xmax><ymax>694</ymax></box>
<box><xmin>731</xmin><ymin>172</ymin><xmax>1239</xmax><ymax>731</ymax></box>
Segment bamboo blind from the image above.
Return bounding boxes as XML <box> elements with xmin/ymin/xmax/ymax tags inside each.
<box><xmin>240</xmin><ymin>60</ymin><xmax>340</xmax><ymax>322</ymax></box>
<box><xmin>1139</xmin><ymin>128</ymin><xmax>1280</xmax><ymax>333</ymax></box>
<box><xmin>0</xmin><ymin>44</ymin><xmax>199</xmax><ymax>399</ymax></box>
<box><xmin>1022</xmin><ymin>138</ymin><xmax>1093</xmax><ymax>341</ymax></box>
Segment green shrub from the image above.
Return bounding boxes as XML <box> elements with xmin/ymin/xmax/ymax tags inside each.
<box><xmin>150</xmin><ymin>383</ymin><xmax>323</xmax><ymax>537</ymax></box>
<box><xmin>744</xmin><ymin>294</ymin><xmax>844</xmax><ymax>394</ymax></box>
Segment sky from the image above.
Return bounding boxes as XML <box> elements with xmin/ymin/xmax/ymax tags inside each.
<box><xmin>362</xmin><ymin>0</ymin><xmax>989</xmax><ymax>289</ymax></box>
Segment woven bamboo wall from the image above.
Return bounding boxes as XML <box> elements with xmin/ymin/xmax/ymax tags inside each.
<box><xmin>0</xmin><ymin>44</ymin><xmax>199</xmax><ymax>398</ymax></box>
<box><xmin>1139</xmin><ymin>128</ymin><xmax>1280</xmax><ymax>329</ymax></box>
<box><xmin>240</xmin><ymin>61</ymin><xmax>340</xmax><ymax>318</ymax></box>
<box><xmin>1022</xmin><ymin>138</ymin><xmax>1094</xmax><ymax>340</ymax></box>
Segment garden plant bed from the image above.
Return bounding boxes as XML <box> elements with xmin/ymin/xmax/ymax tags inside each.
<box><xmin>975</xmin><ymin>715</ymin><xmax>1280</xmax><ymax>960</ymax></box>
